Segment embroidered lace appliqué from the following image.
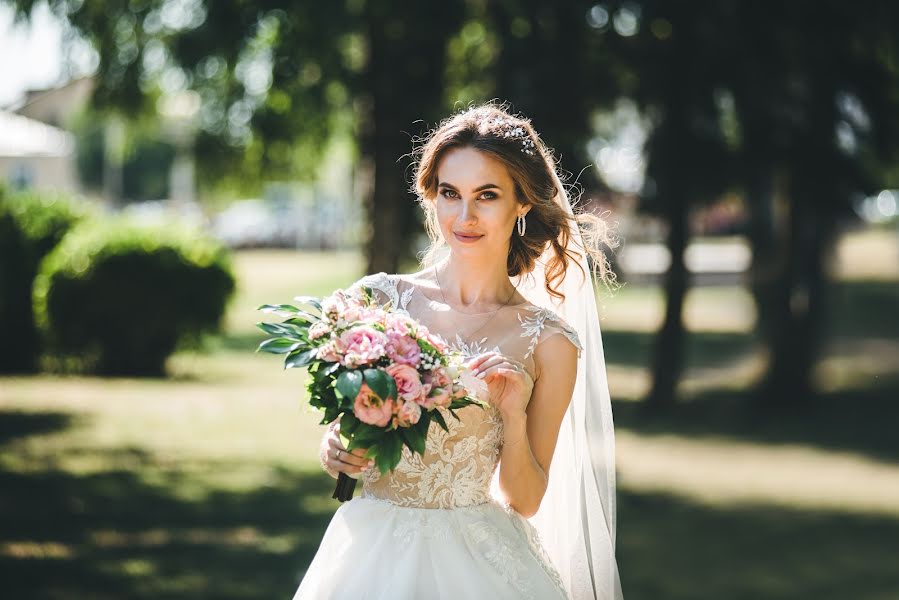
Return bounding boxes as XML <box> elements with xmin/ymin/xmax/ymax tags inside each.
<box><xmin>517</xmin><ymin>306</ymin><xmax>583</xmax><ymax>358</ymax></box>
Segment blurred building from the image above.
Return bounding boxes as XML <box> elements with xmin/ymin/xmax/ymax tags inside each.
<box><xmin>14</xmin><ymin>77</ymin><xmax>94</xmax><ymax>128</ymax></box>
<box><xmin>0</xmin><ymin>110</ymin><xmax>78</xmax><ymax>192</ymax></box>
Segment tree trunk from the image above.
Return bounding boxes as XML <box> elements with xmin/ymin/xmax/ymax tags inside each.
<box><xmin>358</xmin><ymin>2</ymin><xmax>461</xmax><ymax>275</ymax></box>
<box><xmin>646</xmin><ymin>190</ymin><xmax>690</xmax><ymax>409</ymax></box>
<box><xmin>762</xmin><ymin>174</ymin><xmax>832</xmax><ymax>404</ymax></box>
<box><xmin>745</xmin><ymin>163</ymin><xmax>779</xmax><ymax>346</ymax></box>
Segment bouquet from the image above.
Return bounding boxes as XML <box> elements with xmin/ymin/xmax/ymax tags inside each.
<box><xmin>256</xmin><ymin>284</ymin><xmax>488</xmax><ymax>501</ymax></box>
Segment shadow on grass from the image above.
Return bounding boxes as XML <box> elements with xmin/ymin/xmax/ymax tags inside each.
<box><xmin>0</xmin><ymin>453</ymin><xmax>336</xmax><ymax>600</ymax></box>
<box><xmin>3</xmin><ymin>459</ymin><xmax>897</xmax><ymax>600</ymax></box>
<box><xmin>602</xmin><ymin>330</ymin><xmax>759</xmax><ymax>370</ymax></box>
<box><xmin>617</xmin><ymin>489</ymin><xmax>899</xmax><ymax>600</ymax></box>
<box><xmin>613</xmin><ymin>374</ymin><xmax>899</xmax><ymax>463</ymax></box>
<box><xmin>829</xmin><ymin>280</ymin><xmax>899</xmax><ymax>340</ymax></box>
<box><xmin>0</xmin><ymin>410</ymin><xmax>74</xmax><ymax>445</ymax></box>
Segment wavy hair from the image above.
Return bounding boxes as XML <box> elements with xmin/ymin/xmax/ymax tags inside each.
<box><xmin>410</xmin><ymin>101</ymin><xmax>617</xmax><ymax>302</ymax></box>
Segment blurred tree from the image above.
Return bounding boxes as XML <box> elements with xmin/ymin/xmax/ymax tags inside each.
<box><xmin>6</xmin><ymin>0</ymin><xmax>464</xmax><ymax>272</ymax></box>
<box><xmin>600</xmin><ymin>1</ymin><xmax>735</xmax><ymax>408</ymax></box>
<box><xmin>726</xmin><ymin>1</ymin><xmax>899</xmax><ymax>403</ymax></box>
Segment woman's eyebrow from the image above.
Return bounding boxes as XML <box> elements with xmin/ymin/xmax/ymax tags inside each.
<box><xmin>437</xmin><ymin>182</ymin><xmax>501</xmax><ymax>192</ymax></box>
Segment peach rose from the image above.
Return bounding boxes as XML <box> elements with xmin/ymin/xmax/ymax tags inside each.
<box><xmin>353</xmin><ymin>383</ymin><xmax>394</xmax><ymax>427</ymax></box>
<box><xmin>395</xmin><ymin>398</ymin><xmax>422</xmax><ymax>427</ymax></box>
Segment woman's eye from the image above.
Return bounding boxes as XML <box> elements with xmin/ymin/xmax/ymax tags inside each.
<box><xmin>481</xmin><ymin>192</ymin><xmax>497</xmax><ymax>200</ymax></box>
<box><xmin>440</xmin><ymin>190</ymin><xmax>458</xmax><ymax>199</ymax></box>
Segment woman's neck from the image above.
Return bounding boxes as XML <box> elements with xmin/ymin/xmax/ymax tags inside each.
<box><xmin>435</xmin><ymin>256</ymin><xmax>517</xmax><ymax>309</ymax></box>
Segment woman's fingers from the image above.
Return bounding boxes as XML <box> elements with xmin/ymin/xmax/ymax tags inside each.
<box><xmin>326</xmin><ymin>437</ymin><xmax>372</xmax><ymax>470</ymax></box>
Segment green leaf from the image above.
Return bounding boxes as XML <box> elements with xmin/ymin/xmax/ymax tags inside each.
<box><xmin>363</xmin><ymin>368</ymin><xmax>390</xmax><ymax>400</ymax></box>
<box><xmin>385</xmin><ymin>374</ymin><xmax>397</xmax><ymax>401</ymax></box>
<box><xmin>293</xmin><ymin>296</ymin><xmax>323</xmax><ymax>312</ymax></box>
<box><xmin>323</xmin><ymin>361</ymin><xmax>341</xmax><ymax>375</ymax></box>
<box><xmin>399</xmin><ymin>424</ymin><xmax>426</xmax><ymax>456</ymax></box>
<box><xmin>340</xmin><ymin>412</ymin><xmax>361</xmax><ymax>436</ymax></box>
<box><xmin>431</xmin><ymin>409</ymin><xmax>449</xmax><ymax>432</ymax></box>
<box><xmin>375</xmin><ymin>433</ymin><xmax>403</xmax><ymax>474</ymax></box>
<box><xmin>257</xmin><ymin>338</ymin><xmax>303</xmax><ymax>354</ymax></box>
<box><xmin>257</xmin><ymin>303</ymin><xmax>300</xmax><ymax>315</ymax></box>
<box><xmin>336</xmin><ymin>370</ymin><xmax>363</xmax><ymax>399</ymax></box>
<box><xmin>284</xmin><ymin>348</ymin><xmax>317</xmax><ymax>369</ymax></box>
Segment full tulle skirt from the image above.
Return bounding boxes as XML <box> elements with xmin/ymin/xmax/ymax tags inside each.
<box><xmin>292</xmin><ymin>496</ymin><xmax>568</xmax><ymax>600</ymax></box>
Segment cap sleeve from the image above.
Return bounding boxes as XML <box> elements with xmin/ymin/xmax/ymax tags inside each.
<box><xmin>542</xmin><ymin>316</ymin><xmax>583</xmax><ymax>359</ymax></box>
<box><xmin>345</xmin><ymin>272</ymin><xmax>410</xmax><ymax>311</ymax></box>
<box><xmin>518</xmin><ymin>306</ymin><xmax>583</xmax><ymax>360</ymax></box>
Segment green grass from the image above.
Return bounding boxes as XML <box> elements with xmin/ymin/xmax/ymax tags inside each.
<box><xmin>1</xmin><ymin>232</ymin><xmax>898</xmax><ymax>599</ymax></box>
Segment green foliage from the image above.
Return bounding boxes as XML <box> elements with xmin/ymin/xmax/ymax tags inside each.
<box><xmin>0</xmin><ymin>187</ymin><xmax>90</xmax><ymax>373</ymax></box>
<box><xmin>33</xmin><ymin>217</ymin><xmax>235</xmax><ymax>376</ymax></box>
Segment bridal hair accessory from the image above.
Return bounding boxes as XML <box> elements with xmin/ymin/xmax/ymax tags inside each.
<box><xmin>488</xmin><ymin>117</ymin><xmax>538</xmax><ymax>156</ymax></box>
<box><xmin>517</xmin><ymin>214</ymin><xmax>527</xmax><ymax>236</ymax></box>
<box><xmin>512</xmin><ymin>161</ymin><xmax>624</xmax><ymax>598</ymax></box>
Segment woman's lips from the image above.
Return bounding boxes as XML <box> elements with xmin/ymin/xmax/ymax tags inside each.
<box><xmin>454</xmin><ymin>232</ymin><xmax>484</xmax><ymax>243</ymax></box>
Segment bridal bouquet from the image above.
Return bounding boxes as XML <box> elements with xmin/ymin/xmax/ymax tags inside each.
<box><xmin>256</xmin><ymin>284</ymin><xmax>488</xmax><ymax>501</ymax></box>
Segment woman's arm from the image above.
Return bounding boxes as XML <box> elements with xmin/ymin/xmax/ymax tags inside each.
<box><xmin>471</xmin><ymin>334</ymin><xmax>578</xmax><ymax>517</ymax></box>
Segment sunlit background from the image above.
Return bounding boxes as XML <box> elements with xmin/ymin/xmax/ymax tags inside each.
<box><xmin>1</xmin><ymin>1</ymin><xmax>898</xmax><ymax>598</ymax></box>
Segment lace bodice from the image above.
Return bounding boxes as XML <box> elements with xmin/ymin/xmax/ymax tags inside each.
<box><xmin>347</xmin><ymin>271</ymin><xmax>582</xmax><ymax>509</ymax></box>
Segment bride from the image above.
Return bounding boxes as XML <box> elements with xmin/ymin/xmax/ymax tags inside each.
<box><xmin>292</xmin><ymin>103</ymin><xmax>623</xmax><ymax>599</ymax></box>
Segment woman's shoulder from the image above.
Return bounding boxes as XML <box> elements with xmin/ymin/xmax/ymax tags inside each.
<box><xmin>516</xmin><ymin>304</ymin><xmax>583</xmax><ymax>359</ymax></box>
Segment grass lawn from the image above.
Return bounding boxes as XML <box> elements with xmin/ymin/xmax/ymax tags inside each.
<box><xmin>1</xmin><ymin>233</ymin><xmax>898</xmax><ymax>599</ymax></box>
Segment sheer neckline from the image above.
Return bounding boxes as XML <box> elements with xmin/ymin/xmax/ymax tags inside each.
<box><xmin>402</xmin><ymin>275</ymin><xmax>532</xmax><ymax>316</ymax></box>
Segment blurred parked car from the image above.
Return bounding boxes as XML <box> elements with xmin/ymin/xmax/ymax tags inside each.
<box><xmin>212</xmin><ymin>199</ymin><xmax>299</xmax><ymax>248</ymax></box>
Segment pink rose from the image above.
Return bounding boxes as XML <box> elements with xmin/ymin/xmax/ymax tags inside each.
<box><xmin>339</xmin><ymin>325</ymin><xmax>388</xmax><ymax>368</ymax></box>
<box><xmin>386</xmin><ymin>363</ymin><xmax>423</xmax><ymax>403</ymax></box>
<box><xmin>395</xmin><ymin>398</ymin><xmax>421</xmax><ymax>427</ymax></box>
<box><xmin>386</xmin><ymin>313</ymin><xmax>415</xmax><ymax>335</ymax></box>
<box><xmin>386</xmin><ymin>332</ymin><xmax>421</xmax><ymax>367</ymax></box>
<box><xmin>353</xmin><ymin>383</ymin><xmax>394</xmax><ymax>427</ymax></box>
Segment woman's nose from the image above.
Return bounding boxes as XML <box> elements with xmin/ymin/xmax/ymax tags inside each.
<box><xmin>459</xmin><ymin>200</ymin><xmax>477</xmax><ymax>223</ymax></box>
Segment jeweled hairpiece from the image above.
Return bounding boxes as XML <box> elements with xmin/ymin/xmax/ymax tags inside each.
<box><xmin>488</xmin><ymin>117</ymin><xmax>538</xmax><ymax>156</ymax></box>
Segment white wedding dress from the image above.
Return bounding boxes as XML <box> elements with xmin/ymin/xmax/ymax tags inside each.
<box><xmin>292</xmin><ymin>272</ymin><xmax>585</xmax><ymax>600</ymax></box>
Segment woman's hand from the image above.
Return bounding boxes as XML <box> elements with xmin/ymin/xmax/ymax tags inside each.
<box><xmin>467</xmin><ymin>351</ymin><xmax>534</xmax><ymax>420</ymax></box>
<box><xmin>319</xmin><ymin>422</ymin><xmax>373</xmax><ymax>479</ymax></box>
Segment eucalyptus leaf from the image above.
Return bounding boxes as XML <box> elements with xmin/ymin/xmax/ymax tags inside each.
<box><xmin>257</xmin><ymin>338</ymin><xmax>303</xmax><ymax>354</ymax></box>
<box><xmin>285</xmin><ymin>348</ymin><xmax>317</xmax><ymax>369</ymax></box>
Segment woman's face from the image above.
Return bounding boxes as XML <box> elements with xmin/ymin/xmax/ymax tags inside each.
<box><xmin>433</xmin><ymin>146</ymin><xmax>529</xmax><ymax>259</ymax></box>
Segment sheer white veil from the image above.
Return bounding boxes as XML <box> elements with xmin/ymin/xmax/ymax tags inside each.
<box><xmin>512</xmin><ymin>164</ymin><xmax>624</xmax><ymax>600</ymax></box>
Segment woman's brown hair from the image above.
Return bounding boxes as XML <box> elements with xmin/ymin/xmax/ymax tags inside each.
<box><xmin>410</xmin><ymin>101</ymin><xmax>617</xmax><ymax>302</ymax></box>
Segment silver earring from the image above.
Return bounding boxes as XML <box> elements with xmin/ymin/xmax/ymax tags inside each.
<box><xmin>517</xmin><ymin>214</ymin><xmax>527</xmax><ymax>236</ymax></box>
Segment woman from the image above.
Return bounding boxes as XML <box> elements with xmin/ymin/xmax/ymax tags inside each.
<box><xmin>293</xmin><ymin>103</ymin><xmax>623</xmax><ymax>599</ymax></box>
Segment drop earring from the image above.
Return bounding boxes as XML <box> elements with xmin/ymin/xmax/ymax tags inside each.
<box><xmin>517</xmin><ymin>214</ymin><xmax>527</xmax><ymax>236</ymax></box>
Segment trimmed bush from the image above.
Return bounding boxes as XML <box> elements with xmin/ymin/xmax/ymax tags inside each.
<box><xmin>34</xmin><ymin>218</ymin><xmax>235</xmax><ymax>376</ymax></box>
<box><xmin>0</xmin><ymin>187</ymin><xmax>88</xmax><ymax>373</ymax></box>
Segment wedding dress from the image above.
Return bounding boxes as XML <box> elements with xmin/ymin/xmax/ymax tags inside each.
<box><xmin>292</xmin><ymin>271</ymin><xmax>584</xmax><ymax>600</ymax></box>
